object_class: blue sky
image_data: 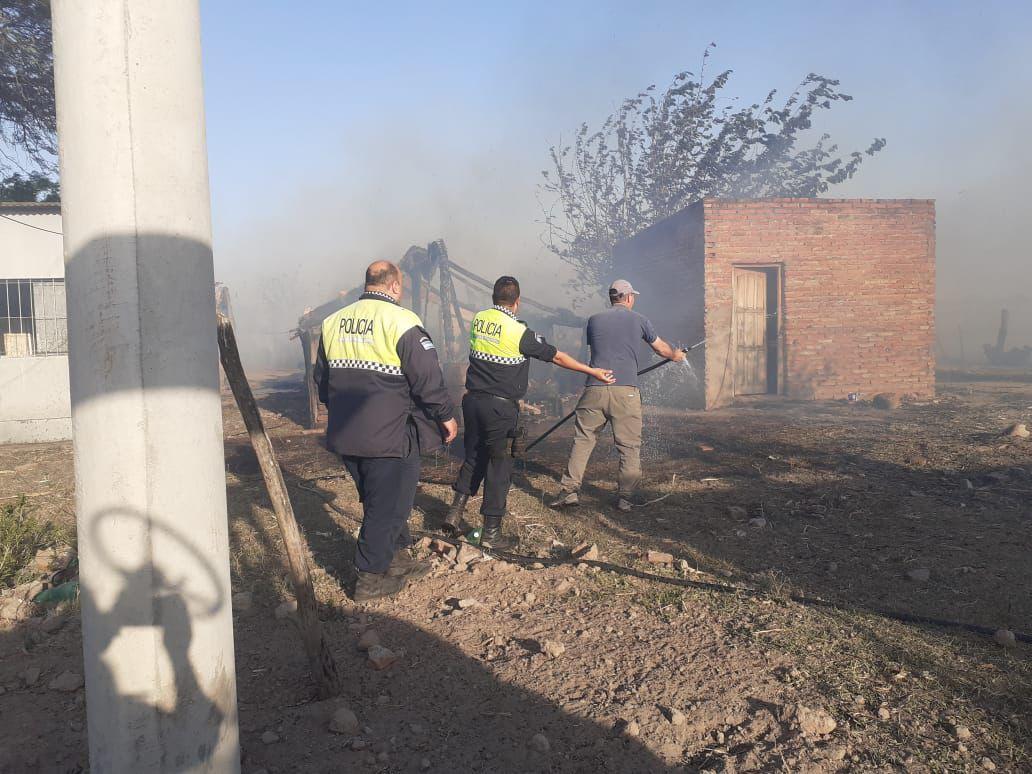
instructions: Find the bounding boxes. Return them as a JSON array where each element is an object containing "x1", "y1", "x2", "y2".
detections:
[{"x1": 198, "y1": 1, "x2": 1032, "y2": 356}]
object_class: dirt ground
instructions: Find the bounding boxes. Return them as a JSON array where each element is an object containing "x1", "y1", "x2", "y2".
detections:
[{"x1": 1, "y1": 370, "x2": 1030, "y2": 772}]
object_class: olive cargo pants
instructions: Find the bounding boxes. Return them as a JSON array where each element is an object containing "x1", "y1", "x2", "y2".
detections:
[{"x1": 560, "y1": 386, "x2": 642, "y2": 497}]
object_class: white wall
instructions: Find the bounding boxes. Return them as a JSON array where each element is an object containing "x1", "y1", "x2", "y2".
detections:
[{"x1": 0, "y1": 206, "x2": 71, "y2": 444}]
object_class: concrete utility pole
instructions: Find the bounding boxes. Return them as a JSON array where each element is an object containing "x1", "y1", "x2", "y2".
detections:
[{"x1": 51, "y1": 2, "x2": 240, "y2": 771}]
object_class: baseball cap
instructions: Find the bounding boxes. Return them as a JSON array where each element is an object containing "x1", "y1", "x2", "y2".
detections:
[{"x1": 609, "y1": 279, "x2": 640, "y2": 296}]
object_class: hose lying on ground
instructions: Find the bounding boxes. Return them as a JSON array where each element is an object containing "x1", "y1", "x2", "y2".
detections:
[{"x1": 291, "y1": 478, "x2": 1032, "y2": 645}]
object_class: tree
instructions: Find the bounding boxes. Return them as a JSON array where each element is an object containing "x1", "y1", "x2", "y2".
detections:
[
  {"x1": 0, "y1": 0, "x2": 57, "y2": 180},
  {"x1": 0, "y1": 171, "x2": 58, "y2": 201},
  {"x1": 540, "y1": 46, "x2": 886, "y2": 293}
]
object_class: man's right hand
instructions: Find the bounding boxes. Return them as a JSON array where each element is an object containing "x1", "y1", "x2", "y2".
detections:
[
  {"x1": 441, "y1": 418, "x2": 459, "y2": 444},
  {"x1": 670, "y1": 348, "x2": 686, "y2": 363},
  {"x1": 591, "y1": 368, "x2": 616, "y2": 384}
]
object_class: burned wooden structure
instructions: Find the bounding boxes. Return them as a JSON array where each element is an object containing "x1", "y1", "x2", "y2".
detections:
[{"x1": 292, "y1": 240, "x2": 584, "y2": 428}]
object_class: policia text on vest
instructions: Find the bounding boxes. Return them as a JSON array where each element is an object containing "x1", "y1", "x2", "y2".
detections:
[
  {"x1": 444, "y1": 277, "x2": 615, "y2": 547},
  {"x1": 314, "y1": 265, "x2": 456, "y2": 602}
]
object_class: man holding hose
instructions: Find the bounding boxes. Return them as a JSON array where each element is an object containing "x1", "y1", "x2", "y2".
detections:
[{"x1": 551, "y1": 279, "x2": 684, "y2": 512}]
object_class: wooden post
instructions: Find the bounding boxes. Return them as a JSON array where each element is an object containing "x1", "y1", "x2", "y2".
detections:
[
  {"x1": 299, "y1": 327, "x2": 320, "y2": 429},
  {"x1": 217, "y1": 314, "x2": 343, "y2": 698}
]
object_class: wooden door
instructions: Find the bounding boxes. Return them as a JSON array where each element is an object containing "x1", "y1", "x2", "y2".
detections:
[{"x1": 734, "y1": 269, "x2": 768, "y2": 395}]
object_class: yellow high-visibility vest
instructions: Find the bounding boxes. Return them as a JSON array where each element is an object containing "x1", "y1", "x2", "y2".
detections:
[
  {"x1": 469, "y1": 306, "x2": 526, "y2": 365},
  {"x1": 322, "y1": 293, "x2": 423, "y2": 375}
]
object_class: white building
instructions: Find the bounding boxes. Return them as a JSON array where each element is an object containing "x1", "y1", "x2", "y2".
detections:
[{"x1": 0, "y1": 202, "x2": 70, "y2": 443}]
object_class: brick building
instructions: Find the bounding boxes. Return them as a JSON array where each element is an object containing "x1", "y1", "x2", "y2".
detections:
[{"x1": 613, "y1": 198, "x2": 935, "y2": 408}]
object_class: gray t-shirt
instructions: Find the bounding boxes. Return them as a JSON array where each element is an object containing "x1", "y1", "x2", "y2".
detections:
[{"x1": 585, "y1": 306, "x2": 658, "y2": 387}]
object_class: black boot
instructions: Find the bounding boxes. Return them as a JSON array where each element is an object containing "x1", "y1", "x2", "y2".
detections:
[
  {"x1": 442, "y1": 493, "x2": 468, "y2": 536},
  {"x1": 481, "y1": 515, "x2": 517, "y2": 552}
]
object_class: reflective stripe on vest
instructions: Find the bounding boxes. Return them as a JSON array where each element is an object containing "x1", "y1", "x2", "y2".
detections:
[
  {"x1": 469, "y1": 306, "x2": 525, "y2": 365},
  {"x1": 322, "y1": 296, "x2": 422, "y2": 376}
]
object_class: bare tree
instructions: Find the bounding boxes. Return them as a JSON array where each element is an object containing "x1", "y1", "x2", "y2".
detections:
[
  {"x1": 540, "y1": 46, "x2": 886, "y2": 293},
  {"x1": 0, "y1": 0, "x2": 56, "y2": 178}
]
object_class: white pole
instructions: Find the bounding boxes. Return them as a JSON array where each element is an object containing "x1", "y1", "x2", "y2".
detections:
[{"x1": 50, "y1": 1, "x2": 240, "y2": 771}]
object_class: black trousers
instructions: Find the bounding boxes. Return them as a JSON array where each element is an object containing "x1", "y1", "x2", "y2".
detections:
[
  {"x1": 342, "y1": 423, "x2": 421, "y2": 573},
  {"x1": 453, "y1": 392, "x2": 518, "y2": 518}
]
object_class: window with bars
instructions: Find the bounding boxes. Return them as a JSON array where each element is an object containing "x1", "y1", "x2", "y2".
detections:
[{"x1": 0, "y1": 278, "x2": 68, "y2": 357}]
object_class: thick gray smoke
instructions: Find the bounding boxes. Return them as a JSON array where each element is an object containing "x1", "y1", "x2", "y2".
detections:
[{"x1": 212, "y1": 68, "x2": 1031, "y2": 374}]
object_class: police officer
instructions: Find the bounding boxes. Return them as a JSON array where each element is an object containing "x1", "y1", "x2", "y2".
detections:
[
  {"x1": 315, "y1": 260, "x2": 458, "y2": 602},
  {"x1": 442, "y1": 276, "x2": 613, "y2": 548}
]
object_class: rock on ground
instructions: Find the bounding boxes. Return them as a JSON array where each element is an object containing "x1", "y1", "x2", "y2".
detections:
[
  {"x1": 541, "y1": 640, "x2": 565, "y2": 659},
  {"x1": 528, "y1": 733, "x2": 550, "y2": 753},
  {"x1": 1004, "y1": 422, "x2": 1030, "y2": 438},
  {"x1": 905, "y1": 568, "x2": 930, "y2": 582},
  {"x1": 328, "y1": 706, "x2": 360, "y2": 735},
  {"x1": 993, "y1": 629, "x2": 1016, "y2": 648},
  {"x1": 791, "y1": 704, "x2": 837, "y2": 737},
  {"x1": 48, "y1": 671, "x2": 84, "y2": 692},
  {"x1": 357, "y1": 629, "x2": 381, "y2": 651},
  {"x1": 572, "y1": 542, "x2": 599, "y2": 561},
  {"x1": 367, "y1": 645, "x2": 397, "y2": 670},
  {"x1": 645, "y1": 551, "x2": 674, "y2": 565},
  {"x1": 274, "y1": 599, "x2": 298, "y2": 619}
]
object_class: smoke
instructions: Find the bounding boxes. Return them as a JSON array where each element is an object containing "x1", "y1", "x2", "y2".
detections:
[
  {"x1": 210, "y1": 14, "x2": 1032, "y2": 374},
  {"x1": 212, "y1": 123, "x2": 573, "y2": 371}
]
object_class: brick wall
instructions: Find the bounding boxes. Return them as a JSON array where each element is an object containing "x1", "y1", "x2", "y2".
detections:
[{"x1": 703, "y1": 198, "x2": 936, "y2": 407}]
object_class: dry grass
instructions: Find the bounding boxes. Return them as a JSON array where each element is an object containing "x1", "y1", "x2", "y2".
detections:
[{"x1": 0, "y1": 497, "x2": 64, "y2": 587}]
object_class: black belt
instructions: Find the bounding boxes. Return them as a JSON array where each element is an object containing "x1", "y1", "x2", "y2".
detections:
[{"x1": 467, "y1": 391, "x2": 518, "y2": 405}]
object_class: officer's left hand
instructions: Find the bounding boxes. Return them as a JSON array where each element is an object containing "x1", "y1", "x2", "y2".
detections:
[{"x1": 441, "y1": 418, "x2": 459, "y2": 444}]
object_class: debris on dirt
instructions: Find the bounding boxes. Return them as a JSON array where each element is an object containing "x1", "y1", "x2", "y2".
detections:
[
  {"x1": 663, "y1": 706, "x2": 686, "y2": 726},
  {"x1": 952, "y1": 723, "x2": 973, "y2": 741},
  {"x1": 523, "y1": 592, "x2": 536, "y2": 604},
  {"x1": 328, "y1": 706, "x2": 360, "y2": 735},
  {"x1": 749, "y1": 517, "x2": 768, "y2": 528},
  {"x1": 786, "y1": 704, "x2": 838, "y2": 737},
  {"x1": 877, "y1": 707, "x2": 891, "y2": 721},
  {"x1": 274, "y1": 599, "x2": 298, "y2": 619},
  {"x1": 357, "y1": 629, "x2": 380, "y2": 651},
  {"x1": 572, "y1": 542, "x2": 599, "y2": 561},
  {"x1": 23, "y1": 666, "x2": 41, "y2": 687},
  {"x1": 39, "y1": 613, "x2": 67, "y2": 634},
  {"x1": 48, "y1": 671, "x2": 83, "y2": 693},
  {"x1": 728, "y1": 505, "x2": 747, "y2": 517},
  {"x1": 261, "y1": 731, "x2": 280, "y2": 745},
  {"x1": 232, "y1": 591, "x2": 254, "y2": 613},
  {"x1": 454, "y1": 598, "x2": 479, "y2": 610},
  {"x1": 366, "y1": 645, "x2": 397, "y2": 670},
  {"x1": 873, "y1": 393, "x2": 901, "y2": 410},
  {"x1": 905, "y1": 568, "x2": 931, "y2": 582},
  {"x1": 993, "y1": 629, "x2": 1016, "y2": 648},
  {"x1": 541, "y1": 640, "x2": 565, "y2": 659},
  {"x1": 455, "y1": 544, "x2": 481, "y2": 566},
  {"x1": 1003, "y1": 422, "x2": 1030, "y2": 438},
  {"x1": 645, "y1": 550, "x2": 674, "y2": 565},
  {"x1": 615, "y1": 719, "x2": 640, "y2": 738},
  {"x1": 0, "y1": 594, "x2": 35, "y2": 622},
  {"x1": 555, "y1": 580, "x2": 573, "y2": 595},
  {"x1": 980, "y1": 757, "x2": 998, "y2": 771},
  {"x1": 528, "y1": 733, "x2": 550, "y2": 753}
]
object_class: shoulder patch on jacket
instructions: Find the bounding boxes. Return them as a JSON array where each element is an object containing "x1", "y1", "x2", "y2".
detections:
[{"x1": 420, "y1": 336, "x2": 435, "y2": 351}]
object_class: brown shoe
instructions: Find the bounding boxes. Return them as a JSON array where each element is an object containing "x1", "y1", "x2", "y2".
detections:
[
  {"x1": 387, "y1": 550, "x2": 433, "y2": 580},
  {"x1": 353, "y1": 571, "x2": 408, "y2": 602}
]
